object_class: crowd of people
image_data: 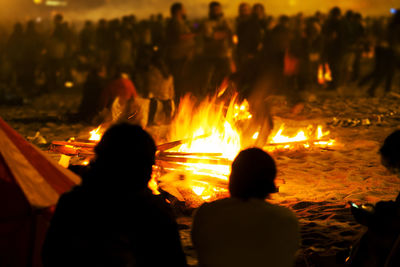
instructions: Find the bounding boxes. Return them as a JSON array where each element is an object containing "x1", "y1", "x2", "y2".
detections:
[{"x1": 1, "y1": 2, "x2": 400, "y2": 119}]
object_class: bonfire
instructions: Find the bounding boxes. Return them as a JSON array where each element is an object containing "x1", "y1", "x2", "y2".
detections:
[{"x1": 51, "y1": 92, "x2": 335, "y2": 207}]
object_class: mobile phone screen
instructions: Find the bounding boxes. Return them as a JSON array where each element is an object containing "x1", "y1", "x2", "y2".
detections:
[{"x1": 350, "y1": 202, "x2": 359, "y2": 208}]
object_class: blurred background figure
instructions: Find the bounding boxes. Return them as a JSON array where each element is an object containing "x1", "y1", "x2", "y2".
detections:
[
  {"x1": 165, "y1": 2, "x2": 195, "y2": 103},
  {"x1": 202, "y1": 1, "x2": 233, "y2": 94}
]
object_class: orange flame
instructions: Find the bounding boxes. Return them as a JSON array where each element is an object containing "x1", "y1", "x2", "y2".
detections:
[
  {"x1": 266, "y1": 124, "x2": 335, "y2": 151},
  {"x1": 89, "y1": 125, "x2": 103, "y2": 141},
  {"x1": 318, "y1": 64, "x2": 332, "y2": 85}
]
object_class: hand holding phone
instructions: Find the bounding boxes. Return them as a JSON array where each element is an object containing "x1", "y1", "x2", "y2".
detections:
[{"x1": 349, "y1": 201, "x2": 373, "y2": 226}]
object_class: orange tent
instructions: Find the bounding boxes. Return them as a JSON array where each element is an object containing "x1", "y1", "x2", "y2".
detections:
[{"x1": 0, "y1": 117, "x2": 80, "y2": 267}]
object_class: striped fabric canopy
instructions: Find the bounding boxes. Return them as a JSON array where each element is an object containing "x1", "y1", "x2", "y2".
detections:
[{"x1": 0, "y1": 117, "x2": 81, "y2": 209}]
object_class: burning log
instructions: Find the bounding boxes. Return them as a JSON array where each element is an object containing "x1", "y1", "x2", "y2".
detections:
[
  {"x1": 264, "y1": 138, "x2": 331, "y2": 147},
  {"x1": 157, "y1": 155, "x2": 232, "y2": 166},
  {"x1": 51, "y1": 140, "x2": 97, "y2": 148},
  {"x1": 158, "y1": 152, "x2": 223, "y2": 157},
  {"x1": 156, "y1": 134, "x2": 211, "y2": 152}
]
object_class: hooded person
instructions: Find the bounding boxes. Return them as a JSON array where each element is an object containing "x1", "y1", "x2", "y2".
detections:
[{"x1": 42, "y1": 123, "x2": 187, "y2": 267}]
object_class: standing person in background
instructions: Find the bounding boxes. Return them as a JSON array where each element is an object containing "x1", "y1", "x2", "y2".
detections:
[
  {"x1": 78, "y1": 66, "x2": 107, "y2": 122},
  {"x1": 322, "y1": 7, "x2": 346, "y2": 91},
  {"x1": 350, "y1": 13, "x2": 366, "y2": 82},
  {"x1": 6, "y1": 23, "x2": 25, "y2": 91},
  {"x1": 359, "y1": 10, "x2": 400, "y2": 97},
  {"x1": 46, "y1": 14, "x2": 68, "y2": 91},
  {"x1": 303, "y1": 17, "x2": 323, "y2": 89},
  {"x1": 165, "y1": 2, "x2": 195, "y2": 103},
  {"x1": 150, "y1": 13, "x2": 166, "y2": 50},
  {"x1": 117, "y1": 17, "x2": 135, "y2": 74},
  {"x1": 79, "y1": 20, "x2": 96, "y2": 59},
  {"x1": 22, "y1": 20, "x2": 43, "y2": 95},
  {"x1": 236, "y1": 3, "x2": 267, "y2": 70},
  {"x1": 235, "y1": 2, "x2": 252, "y2": 70},
  {"x1": 192, "y1": 148, "x2": 300, "y2": 267},
  {"x1": 268, "y1": 15, "x2": 291, "y2": 94},
  {"x1": 95, "y1": 19, "x2": 110, "y2": 66},
  {"x1": 202, "y1": 1, "x2": 233, "y2": 94}
]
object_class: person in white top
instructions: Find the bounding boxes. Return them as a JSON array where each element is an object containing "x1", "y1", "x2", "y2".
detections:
[{"x1": 192, "y1": 148, "x2": 300, "y2": 267}]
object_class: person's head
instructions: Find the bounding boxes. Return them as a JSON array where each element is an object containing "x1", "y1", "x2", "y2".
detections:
[
  {"x1": 278, "y1": 15, "x2": 290, "y2": 27},
  {"x1": 93, "y1": 123, "x2": 156, "y2": 190},
  {"x1": 380, "y1": 130, "x2": 400, "y2": 173},
  {"x1": 238, "y1": 3, "x2": 251, "y2": 18},
  {"x1": 84, "y1": 20, "x2": 92, "y2": 28},
  {"x1": 353, "y1": 13, "x2": 362, "y2": 23},
  {"x1": 209, "y1": 1, "x2": 223, "y2": 20},
  {"x1": 54, "y1": 13, "x2": 63, "y2": 25},
  {"x1": 330, "y1": 7, "x2": 342, "y2": 20},
  {"x1": 345, "y1": 10, "x2": 354, "y2": 20},
  {"x1": 26, "y1": 20, "x2": 35, "y2": 32},
  {"x1": 306, "y1": 18, "x2": 321, "y2": 38},
  {"x1": 171, "y1": 2, "x2": 186, "y2": 20},
  {"x1": 13, "y1": 23, "x2": 23, "y2": 34},
  {"x1": 229, "y1": 148, "x2": 277, "y2": 200},
  {"x1": 392, "y1": 9, "x2": 400, "y2": 25},
  {"x1": 98, "y1": 18, "x2": 107, "y2": 28},
  {"x1": 252, "y1": 3, "x2": 265, "y2": 19}
]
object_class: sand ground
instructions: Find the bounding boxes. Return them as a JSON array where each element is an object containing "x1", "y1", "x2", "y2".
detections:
[{"x1": 2, "y1": 86, "x2": 400, "y2": 266}]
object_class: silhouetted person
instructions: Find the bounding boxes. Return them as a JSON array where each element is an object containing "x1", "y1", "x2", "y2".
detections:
[
  {"x1": 268, "y1": 15, "x2": 292, "y2": 93},
  {"x1": 192, "y1": 148, "x2": 300, "y2": 267},
  {"x1": 79, "y1": 20, "x2": 96, "y2": 58},
  {"x1": 42, "y1": 123, "x2": 187, "y2": 267},
  {"x1": 236, "y1": 2, "x2": 252, "y2": 69},
  {"x1": 202, "y1": 2, "x2": 233, "y2": 93},
  {"x1": 19, "y1": 20, "x2": 43, "y2": 95},
  {"x1": 322, "y1": 7, "x2": 345, "y2": 90},
  {"x1": 78, "y1": 66, "x2": 106, "y2": 122},
  {"x1": 236, "y1": 3, "x2": 267, "y2": 71},
  {"x1": 6, "y1": 23, "x2": 25, "y2": 90},
  {"x1": 95, "y1": 19, "x2": 110, "y2": 64},
  {"x1": 46, "y1": 14, "x2": 68, "y2": 91},
  {"x1": 348, "y1": 130, "x2": 400, "y2": 266},
  {"x1": 165, "y1": 2, "x2": 195, "y2": 102},
  {"x1": 302, "y1": 17, "x2": 323, "y2": 88},
  {"x1": 349, "y1": 13, "x2": 365, "y2": 82},
  {"x1": 359, "y1": 10, "x2": 400, "y2": 97}
]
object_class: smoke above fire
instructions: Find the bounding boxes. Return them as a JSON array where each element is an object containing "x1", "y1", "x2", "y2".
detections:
[
  {"x1": 64, "y1": 0, "x2": 396, "y2": 20},
  {"x1": 0, "y1": 0, "x2": 395, "y2": 23}
]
